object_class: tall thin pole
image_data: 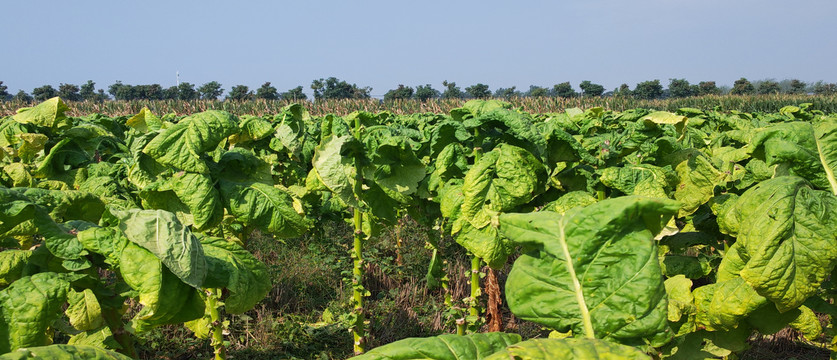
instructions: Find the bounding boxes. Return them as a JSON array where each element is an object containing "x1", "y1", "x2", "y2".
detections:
[{"x1": 176, "y1": 71, "x2": 180, "y2": 86}]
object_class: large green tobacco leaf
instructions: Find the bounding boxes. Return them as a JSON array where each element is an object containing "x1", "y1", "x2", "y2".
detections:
[
  {"x1": 140, "y1": 172, "x2": 224, "y2": 231},
  {"x1": 33, "y1": 138, "x2": 90, "y2": 178},
  {"x1": 219, "y1": 180, "x2": 311, "y2": 238},
  {"x1": 18, "y1": 188, "x2": 105, "y2": 224},
  {"x1": 717, "y1": 176, "x2": 837, "y2": 312},
  {"x1": 0, "y1": 250, "x2": 32, "y2": 288},
  {"x1": 0, "y1": 344, "x2": 131, "y2": 359},
  {"x1": 543, "y1": 126, "x2": 597, "y2": 166},
  {"x1": 674, "y1": 154, "x2": 727, "y2": 217},
  {"x1": 349, "y1": 332, "x2": 520, "y2": 360},
  {"x1": 199, "y1": 236, "x2": 271, "y2": 313},
  {"x1": 427, "y1": 144, "x2": 468, "y2": 194},
  {"x1": 483, "y1": 338, "x2": 651, "y2": 360},
  {"x1": 815, "y1": 119, "x2": 837, "y2": 194},
  {"x1": 12, "y1": 97, "x2": 70, "y2": 130},
  {"x1": 142, "y1": 110, "x2": 239, "y2": 173},
  {"x1": 362, "y1": 128, "x2": 426, "y2": 205},
  {"x1": 125, "y1": 107, "x2": 162, "y2": 133},
  {"x1": 67, "y1": 326, "x2": 121, "y2": 350},
  {"x1": 15, "y1": 133, "x2": 48, "y2": 163},
  {"x1": 312, "y1": 135, "x2": 360, "y2": 207},
  {"x1": 76, "y1": 222, "x2": 205, "y2": 333},
  {"x1": 165, "y1": 172, "x2": 224, "y2": 231},
  {"x1": 693, "y1": 276, "x2": 766, "y2": 331},
  {"x1": 112, "y1": 209, "x2": 207, "y2": 289},
  {"x1": 541, "y1": 191, "x2": 598, "y2": 214},
  {"x1": 0, "y1": 189, "x2": 85, "y2": 260},
  {"x1": 499, "y1": 197, "x2": 679, "y2": 346},
  {"x1": 461, "y1": 144, "x2": 546, "y2": 229},
  {"x1": 428, "y1": 120, "x2": 472, "y2": 158},
  {"x1": 65, "y1": 289, "x2": 104, "y2": 331},
  {"x1": 693, "y1": 241, "x2": 765, "y2": 331},
  {"x1": 118, "y1": 241, "x2": 205, "y2": 333},
  {"x1": 749, "y1": 120, "x2": 837, "y2": 193},
  {"x1": 451, "y1": 216, "x2": 513, "y2": 269},
  {"x1": 643, "y1": 111, "x2": 687, "y2": 137},
  {"x1": 274, "y1": 106, "x2": 308, "y2": 156},
  {"x1": 600, "y1": 164, "x2": 677, "y2": 199},
  {"x1": 230, "y1": 115, "x2": 273, "y2": 145},
  {"x1": 0, "y1": 273, "x2": 70, "y2": 353},
  {"x1": 0, "y1": 119, "x2": 30, "y2": 148},
  {"x1": 438, "y1": 180, "x2": 464, "y2": 220},
  {"x1": 665, "y1": 275, "x2": 696, "y2": 336}
]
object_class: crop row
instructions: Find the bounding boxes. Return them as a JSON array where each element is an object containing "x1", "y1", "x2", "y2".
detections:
[
  {"x1": 1, "y1": 98, "x2": 836, "y2": 359},
  {"x1": 3, "y1": 94, "x2": 837, "y2": 118}
]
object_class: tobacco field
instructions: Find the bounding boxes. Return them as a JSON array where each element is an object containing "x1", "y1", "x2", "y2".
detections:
[{"x1": 1, "y1": 97, "x2": 836, "y2": 359}]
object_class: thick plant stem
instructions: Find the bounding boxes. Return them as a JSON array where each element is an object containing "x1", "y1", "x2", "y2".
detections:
[
  {"x1": 469, "y1": 255, "x2": 481, "y2": 319},
  {"x1": 352, "y1": 207, "x2": 366, "y2": 355},
  {"x1": 440, "y1": 223, "x2": 451, "y2": 310},
  {"x1": 351, "y1": 114, "x2": 366, "y2": 355},
  {"x1": 395, "y1": 214, "x2": 404, "y2": 266},
  {"x1": 102, "y1": 304, "x2": 136, "y2": 358},
  {"x1": 207, "y1": 289, "x2": 227, "y2": 360}
]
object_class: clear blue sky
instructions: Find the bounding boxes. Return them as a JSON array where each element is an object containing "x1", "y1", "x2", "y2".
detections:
[{"x1": 2, "y1": 0, "x2": 836, "y2": 97}]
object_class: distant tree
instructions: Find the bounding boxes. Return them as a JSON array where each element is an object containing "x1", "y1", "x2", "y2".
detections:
[
  {"x1": 255, "y1": 82, "x2": 279, "y2": 100},
  {"x1": 526, "y1": 85, "x2": 549, "y2": 97},
  {"x1": 633, "y1": 80, "x2": 664, "y2": 100},
  {"x1": 730, "y1": 78, "x2": 755, "y2": 95},
  {"x1": 311, "y1": 77, "x2": 371, "y2": 100},
  {"x1": 228, "y1": 85, "x2": 252, "y2": 101},
  {"x1": 162, "y1": 86, "x2": 179, "y2": 100},
  {"x1": 696, "y1": 81, "x2": 720, "y2": 96},
  {"x1": 198, "y1": 81, "x2": 224, "y2": 100},
  {"x1": 668, "y1": 79, "x2": 693, "y2": 98},
  {"x1": 280, "y1": 86, "x2": 307, "y2": 101},
  {"x1": 757, "y1": 80, "x2": 780, "y2": 95},
  {"x1": 177, "y1": 82, "x2": 198, "y2": 100},
  {"x1": 788, "y1": 79, "x2": 807, "y2": 94},
  {"x1": 413, "y1": 84, "x2": 439, "y2": 101},
  {"x1": 137, "y1": 84, "x2": 164, "y2": 100},
  {"x1": 493, "y1": 86, "x2": 519, "y2": 99},
  {"x1": 384, "y1": 84, "x2": 414, "y2": 101},
  {"x1": 12, "y1": 90, "x2": 33, "y2": 102},
  {"x1": 613, "y1": 83, "x2": 632, "y2": 97},
  {"x1": 109, "y1": 81, "x2": 133, "y2": 100},
  {"x1": 32, "y1": 85, "x2": 58, "y2": 101},
  {"x1": 441, "y1": 81, "x2": 464, "y2": 99},
  {"x1": 465, "y1": 83, "x2": 491, "y2": 99},
  {"x1": 552, "y1": 82, "x2": 577, "y2": 98},
  {"x1": 79, "y1": 80, "x2": 98, "y2": 101},
  {"x1": 579, "y1": 81, "x2": 605, "y2": 97},
  {"x1": 57, "y1": 83, "x2": 82, "y2": 101},
  {"x1": 0, "y1": 81, "x2": 9, "y2": 100},
  {"x1": 813, "y1": 81, "x2": 837, "y2": 95}
]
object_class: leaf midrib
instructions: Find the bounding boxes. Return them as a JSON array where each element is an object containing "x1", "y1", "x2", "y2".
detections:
[{"x1": 557, "y1": 217, "x2": 595, "y2": 339}]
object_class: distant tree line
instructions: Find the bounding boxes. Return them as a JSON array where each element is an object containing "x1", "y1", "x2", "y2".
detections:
[{"x1": 1, "y1": 77, "x2": 836, "y2": 103}]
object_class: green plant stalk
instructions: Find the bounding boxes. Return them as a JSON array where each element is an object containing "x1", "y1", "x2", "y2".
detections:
[
  {"x1": 469, "y1": 255, "x2": 481, "y2": 319},
  {"x1": 395, "y1": 213, "x2": 404, "y2": 266},
  {"x1": 439, "y1": 221, "x2": 452, "y2": 309},
  {"x1": 456, "y1": 318, "x2": 466, "y2": 336},
  {"x1": 207, "y1": 288, "x2": 227, "y2": 360},
  {"x1": 101, "y1": 303, "x2": 136, "y2": 358},
  {"x1": 351, "y1": 112, "x2": 366, "y2": 355},
  {"x1": 352, "y1": 206, "x2": 366, "y2": 354}
]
